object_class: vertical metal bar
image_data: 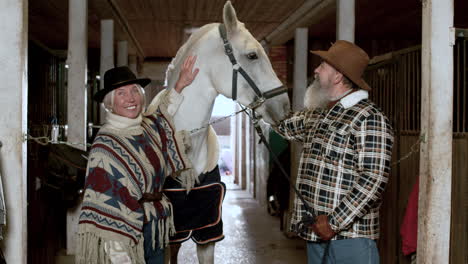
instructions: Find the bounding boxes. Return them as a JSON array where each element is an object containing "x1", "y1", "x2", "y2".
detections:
[
  {"x1": 463, "y1": 39, "x2": 467, "y2": 132},
  {"x1": 399, "y1": 57, "x2": 402, "y2": 130},
  {"x1": 53, "y1": 58, "x2": 56, "y2": 120},
  {"x1": 412, "y1": 51, "x2": 417, "y2": 131},
  {"x1": 54, "y1": 58, "x2": 57, "y2": 121},
  {"x1": 416, "y1": 50, "x2": 421, "y2": 132},
  {"x1": 405, "y1": 54, "x2": 409, "y2": 131},
  {"x1": 382, "y1": 68, "x2": 386, "y2": 113},
  {"x1": 371, "y1": 70, "x2": 375, "y2": 103},
  {"x1": 386, "y1": 65, "x2": 390, "y2": 121},
  {"x1": 392, "y1": 63, "x2": 396, "y2": 126},
  {"x1": 382, "y1": 67, "x2": 385, "y2": 117},
  {"x1": 410, "y1": 51, "x2": 413, "y2": 131},
  {"x1": 456, "y1": 40, "x2": 461, "y2": 133},
  {"x1": 381, "y1": 68, "x2": 384, "y2": 109},
  {"x1": 410, "y1": 52, "x2": 414, "y2": 131},
  {"x1": 415, "y1": 50, "x2": 418, "y2": 131},
  {"x1": 384, "y1": 64, "x2": 392, "y2": 117},
  {"x1": 409, "y1": 53, "x2": 413, "y2": 131},
  {"x1": 375, "y1": 69, "x2": 380, "y2": 109},
  {"x1": 372, "y1": 70, "x2": 376, "y2": 105},
  {"x1": 400, "y1": 56, "x2": 404, "y2": 132},
  {"x1": 376, "y1": 69, "x2": 379, "y2": 108},
  {"x1": 398, "y1": 58, "x2": 402, "y2": 131},
  {"x1": 371, "y1": 70, "x2": 376, "y2": 103}
]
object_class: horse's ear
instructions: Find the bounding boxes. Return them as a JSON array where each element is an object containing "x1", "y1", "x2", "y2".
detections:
[{"x1": 223, "y1": 1, "x2": 239, "y2": 35}]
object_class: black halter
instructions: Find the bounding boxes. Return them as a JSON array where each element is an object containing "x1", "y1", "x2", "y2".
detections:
[{"x1": 218, "y1": 24, "x2": 287, "y2": 107}]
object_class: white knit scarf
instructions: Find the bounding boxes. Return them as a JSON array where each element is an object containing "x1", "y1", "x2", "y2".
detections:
[{"x1": 104, "y1": 112, "x2": 144, "y2": 135}]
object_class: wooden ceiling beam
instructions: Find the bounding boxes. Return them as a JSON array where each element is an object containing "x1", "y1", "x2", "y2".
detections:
[{"x1": 263, "y1": 0, "x2": 336, "y2": 46}]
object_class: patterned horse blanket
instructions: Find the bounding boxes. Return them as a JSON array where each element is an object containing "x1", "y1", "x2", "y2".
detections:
[{"x1": 76, "y1": 105, "x2": 192, "y2": 264}]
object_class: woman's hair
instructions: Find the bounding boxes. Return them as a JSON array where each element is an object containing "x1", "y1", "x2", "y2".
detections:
[{"x1": 101, "y1": 84, "x2": 146, "y2": 114}]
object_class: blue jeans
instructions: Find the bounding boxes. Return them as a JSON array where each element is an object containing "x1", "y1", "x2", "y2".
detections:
[
  {"x1": 143, "y1": 221, "x2": 165, "y2": 264},
  {"x1": 307, "y1": 238, "x2": 380, "y2": 264}
]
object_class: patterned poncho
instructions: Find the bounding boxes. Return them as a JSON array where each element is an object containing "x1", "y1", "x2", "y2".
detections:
[{"x1": 76, "y1": 94, "x2": 192, "y2": 264}]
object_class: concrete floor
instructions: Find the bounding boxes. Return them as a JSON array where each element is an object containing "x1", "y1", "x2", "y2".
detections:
[{"x1": 176, "y1": 176, "x2": 307, "y2": 264}]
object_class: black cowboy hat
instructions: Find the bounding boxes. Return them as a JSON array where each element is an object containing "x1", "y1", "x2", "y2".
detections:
[{"x1": 93, "y1": 66, "x2": 151, "y2": 102}]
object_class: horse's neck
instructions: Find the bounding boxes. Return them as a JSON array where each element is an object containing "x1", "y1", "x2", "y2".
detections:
[{"x1": 172, "y1": 75, "x2": 218, "y2": 176}]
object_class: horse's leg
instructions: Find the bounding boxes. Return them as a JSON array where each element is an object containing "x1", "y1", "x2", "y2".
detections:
[
  {"x1": 196, "y1": 242, "x2": 215, "y2": 264},
  {"x1": 169, "y1": 243, "x2": 181, "y2": 264}
]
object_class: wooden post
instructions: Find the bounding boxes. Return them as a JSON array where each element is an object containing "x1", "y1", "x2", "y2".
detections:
[
  {"x1": 287, "y1": 28, "x2": 308, "y2": 230},
  {"x1": 100, "y1": 19, "x2": 114, "y2": 123},
  {"x1": 336, "y1": 0, "x2": 355, "y2": 42},
  {"x1": 0, "y1": 0, "x2": 28, "y2": 262},
  {"x1": 66, "y1": 0, "x2": 88, "y2": 256},
  {"x1": 418, "y1": 0, "x2": 454, "y2": 263},
  {"x1": 67, "y1": 0, "x2": 88, "y2": 151},
  {"x1": 129, "y1": 55, "x2": 138, "y2": 74},
  {"x1": 117, "y1": 40, "x2": 128, "y2": 67},
  {"x1": 292, "y1": 28, "x2": 308, "y2": 111}
]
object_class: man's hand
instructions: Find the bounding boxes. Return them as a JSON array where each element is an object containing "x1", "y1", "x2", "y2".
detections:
[
  {"x1": 174, "y1": 55, "x2": 199, "y2": 93},
  {"x1": 311, "y1": 214, "x2": 336, "y2": 241}
]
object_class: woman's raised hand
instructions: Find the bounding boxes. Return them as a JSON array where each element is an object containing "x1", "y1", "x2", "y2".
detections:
[{"x1": 174, "y1": 55, "x2": 199, "y2": 93}]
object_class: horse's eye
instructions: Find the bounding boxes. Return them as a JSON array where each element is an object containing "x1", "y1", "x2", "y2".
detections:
[{"x1": 246, "y1": 52, "x2": 258, "y2": 60}]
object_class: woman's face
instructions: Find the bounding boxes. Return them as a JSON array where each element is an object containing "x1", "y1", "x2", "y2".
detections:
[{"x1": 112, "y1": 84, "x2": 142, "y2": 119}]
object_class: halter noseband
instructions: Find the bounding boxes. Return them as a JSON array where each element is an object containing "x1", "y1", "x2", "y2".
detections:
[{"x1": 218, "y1": 24, "x2": 287, "y2": 108}]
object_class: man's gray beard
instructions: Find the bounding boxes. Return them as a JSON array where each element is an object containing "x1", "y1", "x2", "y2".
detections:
[{"x1": 303, "y1": 78, "x2": 329, "y2": 111}]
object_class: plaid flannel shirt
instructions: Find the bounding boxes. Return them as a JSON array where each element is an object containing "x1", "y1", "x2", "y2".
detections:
[{"x1": 276, "y1": 90, "x2": 393, "y2": 241}]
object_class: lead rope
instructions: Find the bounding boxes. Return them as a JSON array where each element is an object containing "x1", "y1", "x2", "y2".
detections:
[{"x1": 188, "y1": 97, "x2": 265, "y2": 135}]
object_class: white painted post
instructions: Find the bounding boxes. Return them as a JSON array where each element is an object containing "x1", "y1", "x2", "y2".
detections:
[
  {"x1": 245, "y1": 116, "x2": 251, "y2": 193},
  {"x1": 0, "y1": 0, "x2": 27, "y2": 262},
  {"x1": 418, "y1": 0, "x2": 454, "y2": 263},
  {"x1": 240, "y1": 113, "x2": 247, "y2": 190},
  {"x1": 336, "y1": 0, "x2": 355, "y2": 43},
  {"x1": 66, "y1": 0, "x2": 88, "y2": 257},
  {"x1": 293, "y1": 28, "x2": 308, "y2": 111},
  {"x1": 100, "y1": 19, "x2": 115, "y2": 123},
  {"x1": 231, "y1": 108, "x2": 239, "y2": 185},
  {"x1": 129, "y1": 55, "x2": 138, "y2": 74},
  {"x1": 67, "y1": 0, "x2": 88, "y2": 151},
  {"x1": 287, "y1": 28, "x2": 308, "y2": 231},
  {"x1": 117, "y1": 40, "x2": 128, "y2": 67},
  {"x1": 235, "y1": 109, "x2": 245, "y2": 189}
]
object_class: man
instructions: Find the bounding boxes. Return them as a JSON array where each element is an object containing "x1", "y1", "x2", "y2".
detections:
[{"x1": 275, "y1": 40, "x2": 394, "y2": 263}]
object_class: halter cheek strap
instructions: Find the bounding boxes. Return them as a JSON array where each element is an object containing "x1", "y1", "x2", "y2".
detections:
[{"x1": 218, "y1": 24, "x2": 287, "y2": 106}]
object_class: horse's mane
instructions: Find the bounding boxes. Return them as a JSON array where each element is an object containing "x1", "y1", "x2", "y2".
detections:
[{"x1": 165, "y1": 23, "x2": 218, "y2": 90}]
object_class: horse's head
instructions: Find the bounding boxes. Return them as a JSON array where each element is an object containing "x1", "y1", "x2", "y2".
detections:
[{"x1": 212, "y1": 1, "x2": 290, "y2": 125}]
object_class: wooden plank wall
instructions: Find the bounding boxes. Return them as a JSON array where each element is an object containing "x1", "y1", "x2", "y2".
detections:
[
  {"x1": 396, "y1": 135, "x2": 420, "y2": 264},
  {"x1": 451, "y1": 137, "x2": 468, "y2": 264}
]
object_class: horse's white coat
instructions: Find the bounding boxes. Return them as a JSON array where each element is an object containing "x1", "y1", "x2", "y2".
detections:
[{"x1": 165, "y1": 3, "x2": 290, "y2": 178}]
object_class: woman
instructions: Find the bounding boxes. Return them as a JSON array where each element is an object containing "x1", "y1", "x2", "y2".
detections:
[{"x1": 76, "y1": 56, "x2": 198, "y2": 264}]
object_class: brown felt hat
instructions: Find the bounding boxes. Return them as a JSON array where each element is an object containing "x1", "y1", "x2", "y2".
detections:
[{"x1": 311, "y1": 40, "x2": 371, "y2": 91}]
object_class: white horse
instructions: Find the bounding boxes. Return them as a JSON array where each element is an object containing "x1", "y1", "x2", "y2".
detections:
[{"x1": 163, "y1": 1, "x2": 290, "y2": 263}]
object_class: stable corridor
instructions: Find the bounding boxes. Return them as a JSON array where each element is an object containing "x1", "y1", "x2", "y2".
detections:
[{"x1": 177, "y1": 176, "x2": 307, "y2": 264}]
